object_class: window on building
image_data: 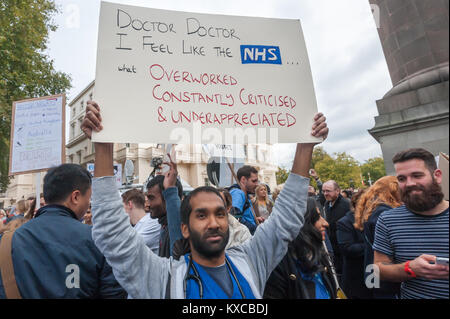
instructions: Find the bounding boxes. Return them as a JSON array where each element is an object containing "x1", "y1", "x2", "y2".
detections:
[
  {"x1": 78, "y1": 118, "x2": 83, "y2": 136},
  {"x1": 77, "y1": 151, "x2": 82, "y2": 164},
  {"x1": 70, "y1": 123, "x2": 75, "y2": 139},
  {"x1": 80, "y1": 100, "x2": 84, "y2": 111},
  {"x1": 89, "y1": 93, "x2": 93, "y2": 101},
  {"x1": 91, "y1": 141, "x2": 94, "y2": 154}
]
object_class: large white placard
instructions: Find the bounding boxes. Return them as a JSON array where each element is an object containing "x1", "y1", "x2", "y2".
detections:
[
  {"x1": 9, "y1": 94, "x2": 65, "y2": 175},
  {"x1": 93, "y1": 2, "x2": 321, "y2": 145}
]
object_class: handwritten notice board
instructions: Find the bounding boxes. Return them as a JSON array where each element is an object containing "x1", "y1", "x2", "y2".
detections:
[
  {"x1": 9, "y1": 94, "x2": 66, "y2": 175},
  {"x1": 93, "y1": 2, "x2": 321, "y2": 144}
]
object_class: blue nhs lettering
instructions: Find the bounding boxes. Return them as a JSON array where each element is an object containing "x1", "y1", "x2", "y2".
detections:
[{"x1": 240, "y1": 45, "x2": 282, "y2": 64}]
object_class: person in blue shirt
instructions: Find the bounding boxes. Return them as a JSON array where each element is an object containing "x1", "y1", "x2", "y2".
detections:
[
  {"x1": 264, "y1": 197, "x2": 337, "y2": 299},
  {"x1": 229, "y1": 165, "x2": 264, "y2": 234},
  {"x1": 81, "y1": 100, "x2": 329, "y2": 299}
]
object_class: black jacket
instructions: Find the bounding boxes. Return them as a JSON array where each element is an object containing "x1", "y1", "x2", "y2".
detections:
[
  {"x1": 0, "y1": 205, "x2": 126, "y2": 299},
  {"x1": 336, "y1": 211, "x2": 371, "y2": 299},
  {"x1": 324, "y1": 194, "x2": 350, "y2": 274},
  {"x1": 363, "y1": 204, "x2": 401, "y2": 299},
  {"x1": 157, "y1": 215, "x2": 171, "y2": 258},
  {"x1": 263, "y1": 250, "x2": 337, "y2": 299}
]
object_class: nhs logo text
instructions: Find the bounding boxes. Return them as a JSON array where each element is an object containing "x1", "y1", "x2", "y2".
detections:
[{"x1": 240, "y1": 45, "x2": 282, "y2": 65}]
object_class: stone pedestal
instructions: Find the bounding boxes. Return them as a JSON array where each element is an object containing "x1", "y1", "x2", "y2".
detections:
[
  {"x1": 369, "y1": 81, "x2": 449, "y2": 175},
  {"x1": 368, "y1": 0, "x2": 449, "y2": 174}
]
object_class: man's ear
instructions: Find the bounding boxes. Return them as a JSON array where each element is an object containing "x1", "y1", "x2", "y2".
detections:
[
  {"x1": 127, "y1": 200, "x2": 133, "y2": 210},
  {"x1": 70, "y1": 190, "x2": 82, "y2": 205},
  {"x1": 433, "y1": 169, "x2": 443, "y2": 184},
  {"x1": 181, "y1": 223, "x2": 189, "y2": 239}
]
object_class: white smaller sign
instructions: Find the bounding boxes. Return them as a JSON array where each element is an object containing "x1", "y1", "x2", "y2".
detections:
[
  {"x1": 87, "y1": 163, "x2": 123, "y2": 188},
  {"x1": 9, "y1": 94, "x2": 65, "y2": 175},
  {"x1": 203, "y1": 144, "x2": 246, "y2": 159},
  {"x1": 207, "y1": 156, "x2": 244, "y2": 187}
]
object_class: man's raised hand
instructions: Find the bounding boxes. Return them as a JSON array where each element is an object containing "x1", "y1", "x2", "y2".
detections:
[
  {"x1": 163, "y1": 154, "x2": 178, "y2": 189},
  {"x1": 310, "y1": 112, "x2": 328, "y2": 143},
  {"x1": 81, "y1": 101, "x2": 103, "y2": 139}
]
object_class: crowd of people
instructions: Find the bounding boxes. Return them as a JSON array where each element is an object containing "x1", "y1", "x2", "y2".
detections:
[{"x1": 0, "y1": 100, "x2": 448, "y2": 300}]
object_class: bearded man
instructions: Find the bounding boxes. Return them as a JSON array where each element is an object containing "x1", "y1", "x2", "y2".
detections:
[
  {"x1": 373, "y1": 148, "x2": 449, "y2": 299},
  {"x1": 81, "y1": 100, "x2": 329, "y2": 299}
]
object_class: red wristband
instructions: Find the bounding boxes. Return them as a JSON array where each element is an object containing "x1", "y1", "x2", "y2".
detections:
[{"x1": 404, "y1": 261, "x2": 417, "y2": 278}]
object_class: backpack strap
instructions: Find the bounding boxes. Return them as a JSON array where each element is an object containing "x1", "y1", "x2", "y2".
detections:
[{"x1": 0, "y1": 229, "x2": 22, "y2": 299}]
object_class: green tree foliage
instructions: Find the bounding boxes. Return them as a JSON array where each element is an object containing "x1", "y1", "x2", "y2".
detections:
[
  {"x1": 312, "y1": 148, "x2": 371, "y2": 190},
  {"x1": 360, "y1": 157, "x2": 386, "y2": 185},
  {"x1": 275, "y1": 166, "x2": 290, "y2": 185},
  {"x1": 0, "y1": 0, "x2": 71, "y2": 191},
  {"x1": 311, "y1": 146, "x2": 330, "y2": 168}
]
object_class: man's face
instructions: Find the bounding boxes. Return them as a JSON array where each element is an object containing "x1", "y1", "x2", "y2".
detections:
[
  {"x1": 145, "y1": 185, "x2": 166, "y2": 219},
  {"x1": 308, "y1": 186, "x2": 316, "y2": 196},
  {"x1": 242, "y1": 172, "x2": 259, "y2": 194},
  {"x1": 40, "y1": 197, "x2": 46, "y2": 207},
  {"x1": 182, "y1": 192, "x2": 229, "y2": 259},
  {"x1": 74, "y1": 187, "x2": 92, "y2": 219},
  {"x1": 322, "y1": 183, "x2": 339, "y2": 202},
  {"x1": 395, "y1": 159, "x2": 444, "y2": 212}
]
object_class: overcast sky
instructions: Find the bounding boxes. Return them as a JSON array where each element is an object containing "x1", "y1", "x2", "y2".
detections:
[{"x1": 47, "y1": 0, "x2": 392, "y2": 168}]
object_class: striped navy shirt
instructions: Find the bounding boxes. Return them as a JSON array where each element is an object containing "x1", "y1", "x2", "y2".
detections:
[{"x1": 373, "y1": 205, "x2": 449, "y2": 299}]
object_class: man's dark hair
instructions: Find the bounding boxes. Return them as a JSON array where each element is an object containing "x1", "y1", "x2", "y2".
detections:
[
  {"x1": 146, "y1": 175, "x2": 183, "y2": 199},
  {"x1": 217, "y1": 188, "x2": 232, "y2": 208},
  {"x1": 43, "y1": 164, "x2": 92, "y2": 204},
  {"x1": 180, "y1": 186, "x2": 225, "y2": 225},
  {"x1": 236, "y1": 165, "x2": 258, "y2": 182},
  {"x1": 122, "y1": 188, "x2": 145, "y2": 209},
  {"x1": 392, "y1": 148, "x2": 437, "y2": 173}
]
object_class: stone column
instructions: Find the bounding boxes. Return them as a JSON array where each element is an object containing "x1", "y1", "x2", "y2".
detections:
[{"x1": 368, "y1": 0, "x2": 449, "y2": 174}]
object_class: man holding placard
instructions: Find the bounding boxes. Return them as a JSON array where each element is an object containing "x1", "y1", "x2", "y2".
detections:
[
  {"x1": 79, "y1": 2, "x2": 329, "y2": 299},
  {"x1": 81, "y1": 101, "x2": 328, "y2": 298}
]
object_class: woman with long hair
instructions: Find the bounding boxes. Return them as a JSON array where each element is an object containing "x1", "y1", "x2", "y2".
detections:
[
  {"x1": 354, "y1": 175, "x2": 403, "y2": 299},
  {"x1": 252, "y1": 184, "x2": 273, "y2": 221},
  {"x1": 263, "y1": 197, "x2": 337, "y2": 299},
  {"x1": 24, "y1": 198, "x2": 37, "y2": 220},
  {"x1": 15, "y1": 199, "x2": 29, "y2": 217}
]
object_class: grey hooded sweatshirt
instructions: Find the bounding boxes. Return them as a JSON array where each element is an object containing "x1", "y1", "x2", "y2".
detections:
[{"x1": 91, "y1": 173, "x2": 308, "y2": 299}]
